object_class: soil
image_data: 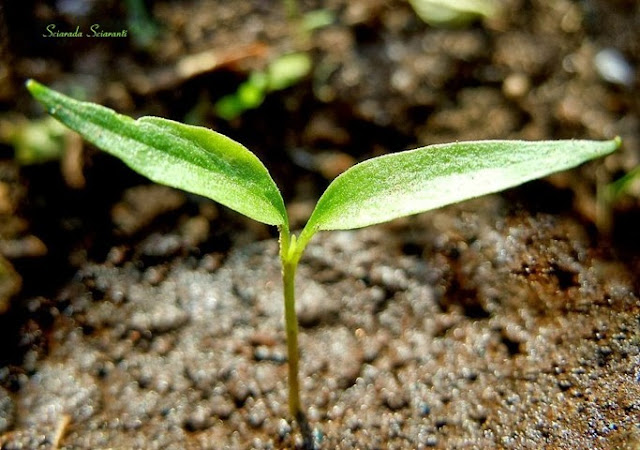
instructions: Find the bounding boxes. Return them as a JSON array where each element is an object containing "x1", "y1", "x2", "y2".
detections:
[{"x1": 1, "y1": 0, "x2": 639, "y2": 449}]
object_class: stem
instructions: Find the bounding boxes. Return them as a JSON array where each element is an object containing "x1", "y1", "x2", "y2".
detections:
[
  {"x1": 282, "y1": 258, "x2": 301, "y2": 418},
  {"x1": 279, "y1": 226, "x2": 315, "y2": 420}
]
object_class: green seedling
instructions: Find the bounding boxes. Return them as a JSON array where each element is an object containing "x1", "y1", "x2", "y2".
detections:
[
  {"x1": 281, "y1": 0, "x2": 335, "y2": 30},
  {"x1": 408, "y1": 0, "x2": 500, "y2": 28},
  {"x1": 125, "y1": 0, "x2": 161, "y2": 48},
  {"x1": 215, "y1": 52, "x2": 312, "y2": 120},
  {"x1": 0, "y1": 116, "x2": 68, "y2": 165},
  {"x1": 596, "y1": 164, "x2": 640, "y2": 232},
  {"x1": 26, "y1": 79, "x2": 620, "y2": 422},
  {"x1": 215, "y1": 1, "x2": 332, "y2": 121},
  {"x1": 606, "y1": 165, "x2": 640, "y2": 201}
]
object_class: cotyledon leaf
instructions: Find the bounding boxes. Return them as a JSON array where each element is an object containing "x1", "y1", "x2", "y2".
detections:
[
  {"x1": 26, "y1": 79, "x2": 288, "y2": 227},
  {"x1": 303, "y1": 138, "x2": 620, "y2": 235}
]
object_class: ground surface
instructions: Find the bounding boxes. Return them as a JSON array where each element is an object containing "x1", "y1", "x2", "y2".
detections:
[{"x1": 0, "y1": 0, "x2": 639, "y2": 448}]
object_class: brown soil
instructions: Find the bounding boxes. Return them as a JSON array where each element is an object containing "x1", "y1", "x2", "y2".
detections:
[{"x1": 1, "y1": 0, "x2": 639, "y2": 448}]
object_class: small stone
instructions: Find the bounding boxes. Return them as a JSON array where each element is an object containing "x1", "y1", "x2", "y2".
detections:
[
  {"x1": 558, "y1": 379, "x2": 573, "y2": 391},
  {"x1": 140, "y1": 233, "x2": 182, "y2": 257},
  {"x1": 346, "y1": 415, "x2": 362, "y2": 431},
  {"x1": 435, "y1": 418, "x2": 448, "y2": 428},
  {"x1": 296, "y1": 281, "x2": 339, "y2": 327},
  {"x1": 370, "y1": 265, "x2": 409, "y2": 292},
  {"x1": 180, "y1": 216, "x2": 210, "y2": 247},
  {"x1": 327, "y1": 330, "x2": 364, "y2": 389},
  {"x1": 228, "y1": 379, "x2": 251, "y2": 406},
  {"x1": 502, "y1": 73, "x2": 530, "y2": 99},
  {"x1": 277, "y1": 418, "x2": 292, "y2": 440},
  {"x1": 184, "y1": 403, "x2": 211, "y2": 431},
  {"x1": 210, "y1": 395, "x2": 234, "y2": 420},
  {"x1": 419, "y1": 402, "x2": 431, "y2": 416},
  {"x1": 362, "y1": 336, "x2": 384, "y2": 363},
  {"x1": 253, "y1": 346, "x2": 286, "y2": 364},
  {"x1": 425, "y1": 435, "x2": 438, "y2": 447},
  {"x1": 106, "y1": 246, "x2": 128, "y2": 265},
  {"x1": 594, "y1": 48, "x2": 634, "y2": 87},
  {"x1": 143, "y1": 265, "x2": 168, "y2": 285},
  {"x1": 111, "y1": 185, "x2": 185, "y2": 236},
  {"x1": 462, "y1": 368, "x2": 479, "y2": 381},
  {"x1": 0, "y1": 235, "x2": 47, "y2": 259},
  {"x1": 383, "y1": 391, "x2": 408, "y2": 411},
  {"x1": 378, "y1": 375, "x2": 408, "y2": 411},
  {"x1": 247, "y1": 401, "x2": 267, "y2": 428},
  {"x1": 128, "y1": 302, "x2": 189, "y2": 333},
  {"x1": 0, "y1": 387, "x2": 15, "y2": 433},
  {"x1": 199, "y1": 253, "x2": 222, "y2": 272},
  {"x1": 597, "y1": 346, "x2": 613, "y2": 356}
]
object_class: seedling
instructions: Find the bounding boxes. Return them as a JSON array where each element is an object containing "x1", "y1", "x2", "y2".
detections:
[
  {"x1": 26, "y1": 79, "x2": 619, "y2": 422},
  {"x1": 408, "y1": 0, "x2": 500, "y2": 28},
  {"x1": 596, "y1": 163, "x2": 639, "y2": 232},
  {"x1": 0, "y1": 116, "x2": 68, "y2": 165},
  {"x1": 215, "y1": 52, "x2": 312, "y2": 120},
  {"x1": 214, "y1": 7, "x2": 332, "y2": 120}
]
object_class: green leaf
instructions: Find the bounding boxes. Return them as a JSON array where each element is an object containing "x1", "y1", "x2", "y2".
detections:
[
  {"x1": 606, "y1": 165, "x2": 640, "y2": 200},
  {"x1": 408, "y1": 0, "x2": 500, "y2": 27},
  {"x1": 303, "y1": 139, "x2": 620, "y2": 234},
  {"x1": 3, "y1": 116, "x2": 67, "y2": 165},
  {"x1": 26, "y1": 79, "x2": 288, "y2": 227},
  {"x1": 266, "y1": 52, "x2": 312, "y2": 92}
]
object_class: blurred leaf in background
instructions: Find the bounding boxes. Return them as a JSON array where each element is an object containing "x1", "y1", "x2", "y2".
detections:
[
  {"x1": 408, "y1": 0, "x2": 501, "y2": 28},
  {"x1": 125, "y1": 0, "x2": 161, "y2": 48},
  {"x1": 0, "y1": 116, "x2": 68, "y2": 165},
  {"x1": 215, "y1": 52, "x2": 312, "y2": 120}
]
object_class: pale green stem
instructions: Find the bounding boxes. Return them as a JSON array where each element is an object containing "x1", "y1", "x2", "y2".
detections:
[
  {"x1": 279, "y1": 223, "x2": 318, "y2": 420},
  {"x1": 282, "y1": 258, "x2": 301, "y2": 418},
  {"x1": 279, "y1": 225, "x2": 316, "y2": 420}
]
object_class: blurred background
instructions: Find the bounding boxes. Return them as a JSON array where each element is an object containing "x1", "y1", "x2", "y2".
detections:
[{"x1": 0, "y1": 1, "x2": 638, "y2": 447}]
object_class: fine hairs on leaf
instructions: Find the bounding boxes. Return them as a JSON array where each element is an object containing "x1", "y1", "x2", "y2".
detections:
[{"x1": 25, "y1": 79, "x2": 621, "y2": 426}]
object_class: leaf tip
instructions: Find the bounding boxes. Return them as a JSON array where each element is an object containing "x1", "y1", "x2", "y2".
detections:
[
  {"x1": 25, "y1": 79, "x2": 41, "y2": 94},
  {"x1": 26, "y1": 79, "x2": 49, "y2": 103},
  {"x1": 613, "y1": 136, "x2": 623, "y2": 148}
]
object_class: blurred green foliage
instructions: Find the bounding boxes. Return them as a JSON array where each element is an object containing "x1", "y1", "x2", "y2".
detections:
[
  {"x1": 215, "y1": 52, "x2": 312, "y2": 120},
  {"x1": 408, "y1": 0, "x2": 500, "y2": 27},
  {"x1": 1, "y1": 116, "x2": 67, "y2": 165}
]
